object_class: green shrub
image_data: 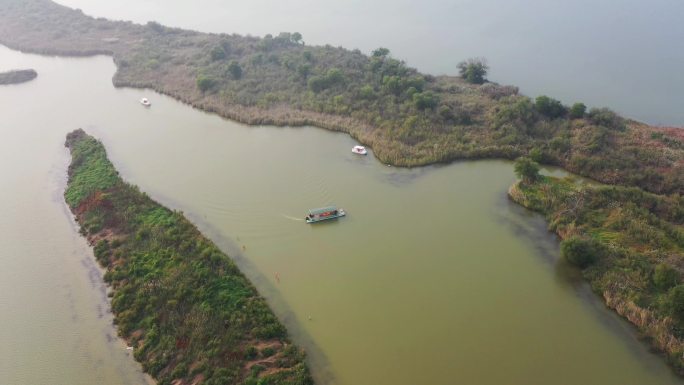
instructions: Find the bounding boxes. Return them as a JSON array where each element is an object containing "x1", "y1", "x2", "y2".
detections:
[
  {"x1": 359, "y1": 84, "x2": 375, "y2": 99},
  {"x1": 210, "y1": 45, "x2": 226, "y2": 61},
  {"x1": 535, "y1": 95, "x2": 566, "y2": 119},
  {"x1": 529, "y1": 147, "x2": 543, "y2": 163},
  {"x1": 372, "y1": 47, "x2": 390, "y2": 57},
  {"x1": 245, "y1": 346, "x2": 258, "y2": 359},
  {"x1": 227, "y1": 60, "x2": 242, "y2": 79},
  {"x1": 261, "y1": 347, "x2": 276, "y2": 357},
  {"x1": 196, "y1": 75, "x2": 217, "y2": 92},
  {"x1": 171, "y1": 362, "x2": 188, "y2": 379},
  {"x1": 307, "y1": 68, "x2": 345, "y2": 93},
  {"x1": 569, "y1": 102, "x2": 586, "y2": 119},
  {"x1": 93, "y1": 239, "x2": 110, "y2": 263},
  {"x1": 457, "y1": 57, "x2": 488, "y2": 84},
  {"x1": 63, "y1": 131, "x2": 312, "y2": 385},
  {"x1": 560, "y1": 237, "x2": 599, "y2": 268},
  {"x1": 588, "y1": 107, "x2": 625, "y2": 131},
  {"x1": 412, "y1": 91, "x2": 438, "y2": 110},
  {"x1": 514, "y1": 157, "x2": 540, "y2": 184},
  {"x1": 654, "y1": 263, "x2": 679, "y2": 291},
  {"x1": 668, "y1": 284, "x2": 684, "y2": 319}
]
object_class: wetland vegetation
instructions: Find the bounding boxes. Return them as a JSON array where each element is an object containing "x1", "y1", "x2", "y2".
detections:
[
  {"x1": 510, "y1": 162, "x2": 684, "y2": 371},
  {"x1": 0, "y1": 0, "x2": 681, "y2": 195},
  {"x1": 65, "y1": 129, "x2": 312, "y2": 385},
  {"x1": 2, "y1": 0, "x2": 682, "y2": 379}
]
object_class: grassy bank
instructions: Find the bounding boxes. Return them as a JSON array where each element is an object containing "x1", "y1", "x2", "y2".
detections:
[
  {"x1": 0, "y1": 0, "x2": 681, "y2": 194},
  {"x1": 509, "y1": 175, "x2": 684, "y2": 371},
  {"x1": 64, "y1": 129, "x2": 313, "y2": 385},
  {"x1": 0, "y1": 68, "x2": 37, "y2": 85}
]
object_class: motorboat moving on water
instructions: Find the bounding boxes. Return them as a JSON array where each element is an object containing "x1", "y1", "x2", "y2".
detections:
[
  {"x1": 352, "y1": 145, "x2": 367, "y2": 155},
  {"x1": 306, "y1": 206, "x2": 346, "y2": 223},
  {"x1": 140, "y1": 97, "x2": 151, "y2": 107}
]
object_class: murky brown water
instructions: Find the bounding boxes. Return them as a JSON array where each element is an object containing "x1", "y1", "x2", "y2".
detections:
[{"x1": 0, "y1": 45, "x2": 682, "y2": 385}]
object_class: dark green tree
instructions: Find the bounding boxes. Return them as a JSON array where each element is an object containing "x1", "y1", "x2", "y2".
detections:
[
  {"x1": 372, "y1": 47, "x2": 390, "y2": 57},
  {"x1": 359, "y1": 85, "x2": 375, "y2": 99},
  {"x1": 529, "y1": 147, "x2": 543, "y2": 163},
  {"x1": 325, "y1": 68, "x2": 345, "y2": 84},
  {"x1": 569, "y1": 102, "x2": 587, "y2": 119},
  {"x1": 668, "y1": 284, "x2": 684, "y2": 319},
  {"x1": 227, "y1": 61, "x2": 242, "y2": 79},
  {"x1": 654, "y1": 263, "x2": 679, "y2": 290},
  {"x1": 513, "y1": 156, "x2": 541, "y2": 184},
  {"x1": 382, "y1": 75, "x2": 403, "y2": 95},
  {"x1": 146, "y1": 21, "x2": 166, "y2": 33},
  {"x1": 560, "y1": 237, "x2": 598, "y2": 268},
  {"x1": 196, "y1": 75, "x2": 217, "y2": 92},
  {"x1": 307, "y1": 76, "x2": 327, "y2": 93},
  {"x1": 291, "y1": 32, "x2": 303, "y2": 44},
  {"x1": 210, "y1": 45, "x2": 226, "y2": 61},
  {"x1": 413, "y1": 91, "x2": 438, "y2": 110},
  {"x1": 535, "y1": 95, "x2": 566, "y2": 119},
  {"x1": 438, "y1": 105, "x2": 454, "y2": 120},
  {"x1": 588, "y1": 107, "x2": 626, "y2": 131},
  {"x1": 297, "y1": 64, "x2": 311, "y2": 79},
  {"x1": 457, "y1": 57, "x2": 488, "y2": 84}
]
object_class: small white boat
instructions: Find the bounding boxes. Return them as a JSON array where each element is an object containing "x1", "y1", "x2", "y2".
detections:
[
  {"x1": 352, "y1": 145, "x2": 367, "y2": 155},
  {"x1": 140, "y1": 97, "x2": 151, "y2": 107}
]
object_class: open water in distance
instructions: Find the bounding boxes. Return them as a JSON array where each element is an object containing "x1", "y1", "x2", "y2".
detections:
[{"x1": 57, "y1": 0, "x2": 684, "y2": 126}]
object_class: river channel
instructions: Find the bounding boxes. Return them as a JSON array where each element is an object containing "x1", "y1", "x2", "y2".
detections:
[{"x1": 0, "y1": 45, "x2": 681, "y2": 385}]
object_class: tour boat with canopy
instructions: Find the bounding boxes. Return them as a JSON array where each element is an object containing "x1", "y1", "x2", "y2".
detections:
[
  {"x1": 140, "y1": 97, "x2": 151, "y2": 107},
  {"x1": 305, "y1": 206, "x2": 346, "y2": 223},
  {"x1": 352, "y1": 145, "x2": 367, "y2": 155}
]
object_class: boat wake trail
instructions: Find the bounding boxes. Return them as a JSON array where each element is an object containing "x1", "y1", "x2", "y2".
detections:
[{"x1": 282, "y1": 214, "x2": 305, "y2": 222}]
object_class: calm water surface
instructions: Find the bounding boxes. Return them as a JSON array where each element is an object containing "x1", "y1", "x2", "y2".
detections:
[
  {"x1": 57, "y1": 0, "x2": 684, "y2": 126},
  {"x1": 1, "y1": 45, "x2": 683, "y2": 384},
  {"x1": 0, "y1": 48, "x2": 149, "y2": 384}
]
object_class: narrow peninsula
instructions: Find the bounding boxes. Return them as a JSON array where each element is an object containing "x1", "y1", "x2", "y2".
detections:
[
  {"x1": 0, "y1": 0, "x2": 681, "y2": 195},
  {"x1": 64, "y1": 129, "x2": 312, "y2": 385},
  {"x1": 0, "y1": 69, "x2": 37, "y2": 85},
  {"x1": 509, "y1": 167, "x2": 684, "y2": 372}
]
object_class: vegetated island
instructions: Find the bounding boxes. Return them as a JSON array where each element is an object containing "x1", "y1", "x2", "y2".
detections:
[
  {"x1": 3, "y1": 0, "x2": 683, "y2": 375},
  {"x1": 0, "y1": 68, "x2": 37, "y2": 85},
  {"x1": 0, "y1": 0, "x2": 681, "y2": 195},
  {"x1": 509, "y1": 159, "x2": 684, "y2": 372},
  {"x1": 65, "y1": 129, "x2": 312, "y2": 385}
]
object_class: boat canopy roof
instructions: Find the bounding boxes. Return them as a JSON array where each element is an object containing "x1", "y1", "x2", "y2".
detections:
[{"x1": 308, "y1": 206, "x2": 338, "y2": 215}]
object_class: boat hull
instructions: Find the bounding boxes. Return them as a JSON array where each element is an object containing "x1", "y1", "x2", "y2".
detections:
[{"x1": 306, "y1": 210, "x2": 346, "y2": 223}]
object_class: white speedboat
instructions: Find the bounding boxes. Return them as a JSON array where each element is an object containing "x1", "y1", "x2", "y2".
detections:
[
  {"x1": 352, "y1": 145, "x2": 367, "y2": 155},
  {"x1": 140, "y1": 97, "x2": 151, "y2": 107}
]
